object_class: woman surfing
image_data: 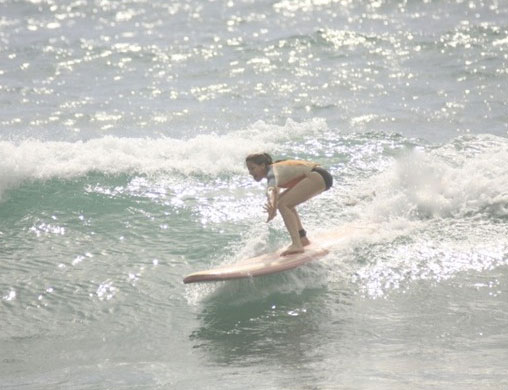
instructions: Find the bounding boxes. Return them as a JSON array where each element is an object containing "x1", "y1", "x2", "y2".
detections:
[{"x1": 246, "y1": 153, "x2": 333, "y2": 256}]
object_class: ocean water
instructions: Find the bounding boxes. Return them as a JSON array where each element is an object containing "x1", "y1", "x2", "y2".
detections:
[{"x1": 1, "y1": 0, "x2": 508, "y2": 388}]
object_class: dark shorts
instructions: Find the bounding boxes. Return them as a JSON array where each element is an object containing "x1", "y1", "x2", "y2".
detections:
[{"x1": 312, "y1": 167, "x2": 333, "y2": 191}]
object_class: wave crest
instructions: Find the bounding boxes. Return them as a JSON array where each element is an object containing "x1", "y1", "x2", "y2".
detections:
[{"x1": 0, "y1": 119, "x2": 327, "y2": 200}]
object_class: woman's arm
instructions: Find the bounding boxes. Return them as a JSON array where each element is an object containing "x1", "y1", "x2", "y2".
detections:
[{"x1": 264, "y1": 186, "x2": 278, "y2": 222}]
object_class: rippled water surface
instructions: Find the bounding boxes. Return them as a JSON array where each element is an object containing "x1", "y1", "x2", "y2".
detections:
[{"x1": 1, "y1": 0, "x2": 507, "y2": 388}]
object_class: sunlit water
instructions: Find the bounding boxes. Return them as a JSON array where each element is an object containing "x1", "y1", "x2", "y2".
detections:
[{"x1": 1, "y1": 0, "x2": 507, "y2": 389}]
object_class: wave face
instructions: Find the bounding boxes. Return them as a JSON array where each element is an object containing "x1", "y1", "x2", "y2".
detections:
[
  {"x1": 1, "y1": 124, "x2": 508, "y2": 390},
  {"x1": 1, "y1": 0, "x2": 508, "y2": 387}
]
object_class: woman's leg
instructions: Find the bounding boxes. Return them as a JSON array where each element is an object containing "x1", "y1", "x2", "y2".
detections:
[
  {"x1": 278, "y1": 172, "x2": 326, "y2": 255},
  {"x1": 291, "y1": 208, "x2": 310, "y2": 246}
]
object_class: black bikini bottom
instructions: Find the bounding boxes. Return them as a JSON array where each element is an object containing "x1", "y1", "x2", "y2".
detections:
[{"x1": 311, "y1": 167, "x2": 333, "y2": 191}]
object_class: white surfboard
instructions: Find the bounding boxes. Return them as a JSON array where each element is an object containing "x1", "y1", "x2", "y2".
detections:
[{"x1": 183, "y1": 225, "x2": 369, "y2": 284}]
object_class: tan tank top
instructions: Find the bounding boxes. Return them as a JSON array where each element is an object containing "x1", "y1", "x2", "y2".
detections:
[{"x1": 266, "y1": 160, "x2": 319, "y2": 189}]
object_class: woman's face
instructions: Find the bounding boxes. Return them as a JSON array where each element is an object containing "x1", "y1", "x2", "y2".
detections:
[{"x1": 246, "y1": 161, "x2": 267, "y2": 182}]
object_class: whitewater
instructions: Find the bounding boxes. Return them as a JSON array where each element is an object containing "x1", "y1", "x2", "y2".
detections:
[{"x1": 1, "y1": 0, "x2": 507, "y2": 388}]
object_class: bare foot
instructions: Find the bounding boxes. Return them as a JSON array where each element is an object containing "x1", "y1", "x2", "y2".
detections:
[
  {"x1": 281, "y1": 244, "x2": 304, "y2": 256},
  {"x1": 301, "y1": 237, "x2": 311, "y2": 247}
]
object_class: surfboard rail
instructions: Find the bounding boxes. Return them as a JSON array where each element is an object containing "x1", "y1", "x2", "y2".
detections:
[{"x1": 183, "y1": 246, "x2": 329, "y2": 284}]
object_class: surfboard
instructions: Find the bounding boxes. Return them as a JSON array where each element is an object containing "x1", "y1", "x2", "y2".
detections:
[{"x1": 183, "y1": 226, "x2": 368, "y2": 284}]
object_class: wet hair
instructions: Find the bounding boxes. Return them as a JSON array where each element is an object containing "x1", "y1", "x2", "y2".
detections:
[{"x1": 245, "y1": 152, "x2": 273, "y2": 166}]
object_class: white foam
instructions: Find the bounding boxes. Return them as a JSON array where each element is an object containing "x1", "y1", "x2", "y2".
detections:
[
  {"x1": 0, "y1": 118, "x2": 327, "y2": 200},
  {"x1": 337, "y1": 134, "x2": 508, "y2": 297},
  {"x1": 351, "y1": 134, "x2": 508, "y2": 221}
]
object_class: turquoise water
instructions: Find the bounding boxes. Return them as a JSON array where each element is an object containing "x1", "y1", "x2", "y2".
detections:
[{"x1": 1, "y1": 0, "x2": 508, "y2": 388}]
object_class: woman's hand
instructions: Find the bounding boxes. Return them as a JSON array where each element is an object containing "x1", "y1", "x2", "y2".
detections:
[{"x1": 264, "y1": 202, "x2": 277, "y2": 222}]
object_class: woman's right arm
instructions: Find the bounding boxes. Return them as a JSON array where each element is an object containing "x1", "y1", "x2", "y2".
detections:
[{"x1": 265, "y1": 186, "x2": 278, "y2": 222}]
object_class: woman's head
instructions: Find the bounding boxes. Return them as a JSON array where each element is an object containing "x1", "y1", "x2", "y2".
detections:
[
  {"x1": 246, "y1": 153, "x2": 272, "y2": 182},
  {"x1": 245, "y1": 153, "x2": 272, "y2": 166}
]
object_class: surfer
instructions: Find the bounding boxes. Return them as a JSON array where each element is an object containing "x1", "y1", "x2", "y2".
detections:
[{"x1": 246, "y1": 153, "x2": 333, "y2": 256}]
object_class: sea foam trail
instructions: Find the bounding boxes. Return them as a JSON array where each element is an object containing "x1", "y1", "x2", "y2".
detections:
[
  {"x1": 351, "y1": 134, "x2": 508, "y2": 221},
  {"x1": 0, "y1": 119, "x2": 327, "y2": 201}
]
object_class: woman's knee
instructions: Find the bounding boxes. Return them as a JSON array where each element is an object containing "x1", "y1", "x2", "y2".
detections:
[
  {"x1": 277, "y1": 198, "x2": 293, "y2": 212},
  {"x1": 277, "y1": 200, "x2": 288, "y2": 212}
]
